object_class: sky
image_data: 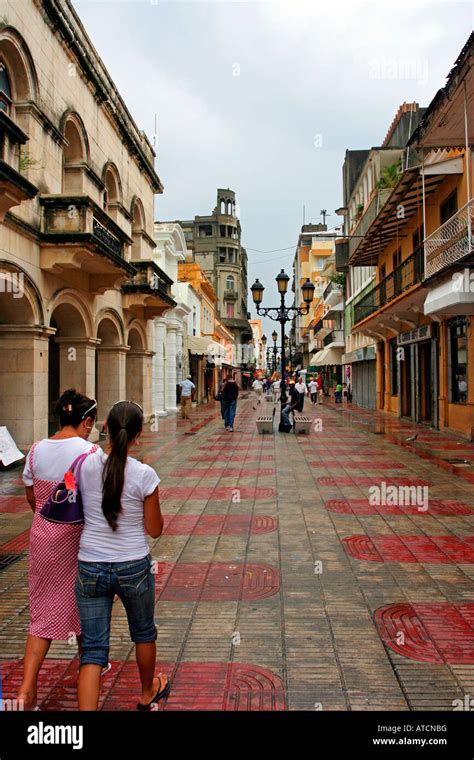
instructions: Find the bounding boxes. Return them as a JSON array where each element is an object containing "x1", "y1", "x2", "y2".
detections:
[{"x1": 73, "y1": 0, "x2": 472, "y2": 338}]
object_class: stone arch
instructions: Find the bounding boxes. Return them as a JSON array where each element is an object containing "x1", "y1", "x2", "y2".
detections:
[
  {"x1": 60, "y1": 111, "x2": 91, "y2": 193},
  {"x1": 95, "y1": 309, "x2": 126, "y2": 422},
  {"x1": 130, "y1": 196, "x2": 145, "y2": 231},
  {"x1": 48, "y1": 292, "x2": 94, "y2": 431},
  {"x1": 95, "y1": 308, "x2": 125, "y2": 345},
  {"x1": 48, "y1": 289, "x2": 93, "y2": 337},
  {"x1": 0, "y1": 261, "x2": 44, "y2": 325},
  {"x1": 0, "y1": 26, "x2": 39, "y2": 105},
  {"x1": 127, "y1": 319, "x2": 147, "y2": 350},
  {"x1": 102, "y1": 161, "x2": 123, "y2": 208}
]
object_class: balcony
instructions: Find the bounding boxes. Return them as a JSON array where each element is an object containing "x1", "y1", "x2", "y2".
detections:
[
  {"x1": 312, "y1": 318, "x2": 332, "y2": 338},
  {"x1": 323, "y1": 279, "x2": 343, "y2": 307},
  {"x1": 224, "y1": 289, "x2": 238, "y2": 300},
  {"x1": 424, "y1": 200, "x2": 474, "y2": 279},
  {"x1": 40, "y1": 194, "x2": 135, "y2": 292},
  {"x1": 323, "y1": 329, "x2": 344, "y2": 348},
  {"x1": 122, "y1": 260, "x2": 176, "y2": 318},
  {"x1": 0, "y1": 111, "x2": 38, "y2": 220},
  {"x1": 354, "y1": 246, "x2": 424, "y2": 325},
  {"x1": 348, "y1": 189, "x2": 392, "y2": 261},
  {"x1": 335, "y1": 239, "x2": 349, "y2": 272}
]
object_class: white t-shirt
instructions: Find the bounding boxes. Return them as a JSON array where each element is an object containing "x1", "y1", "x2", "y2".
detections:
[
  {"x1": 252, "y1": 380, "x2": 263, "y2": 391},
  {"x1": 78, "y1": 449, "x2": 160, "y2": 562},
  {"x1": 295, "y1": 382, "x2": 307, "y2": 394},
  {"x1": 23, "y1": 437, "x2": 96, "y2": 487},
  {"x1": 308, "y1": 380, "x2": 318, "y2": 393},
  {"x1": 272, "y1": 381, "x2": 281, "y2": 391},
  {"x1": 180, "y1": 379, "x2": 195, "y2": 397}
]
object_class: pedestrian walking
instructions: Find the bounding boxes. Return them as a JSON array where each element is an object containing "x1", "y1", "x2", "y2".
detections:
[
  {"x1": 179, "y1": 375, "x2": 195, "y2": 419},
  {"x1": 222, "y1": 375, "x2": 239, "y2": 432},
  {"x1": 252, "y1": 377, "x2": 264, "y2": 407},
  {"x1": 316, "y1": 373, "x2": 324, "y2": 404},
  {"x1": 308, "y1": 377, "x2": 318, "y2": 404},
  {"x1": 335, "y1": 381, "x2": 343, "y2": 403},
  {"x1": 18, "y1": 389, "x2": 98, "y2": 711},
  {"x1": 294, "y1": 376, "x2": 308, "y2": 412},
  {"x1": 75, "y1": 401, "x2": 169, "y2": 711},
  {"x1": 272, "y1": 377, "x2": 281, "y2": 404},
  {"x1": 216, "y1": 378, "x2": 227, "y2": 421}
]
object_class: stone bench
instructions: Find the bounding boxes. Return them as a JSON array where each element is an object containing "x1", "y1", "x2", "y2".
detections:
[
  {"x1": 256, "y1": 416, "x2": 274, "y2": 434},
  {"x1": 293, "y1": 415, "x2": 312, "y2": 434}
]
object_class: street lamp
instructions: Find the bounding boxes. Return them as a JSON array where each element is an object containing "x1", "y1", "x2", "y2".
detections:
[
  {"x1": 251, "y1": 269, "x2": 315, "y2": 431},
  {"x1": 271, "y1": 330, "x2": 278, "y2": 373}
]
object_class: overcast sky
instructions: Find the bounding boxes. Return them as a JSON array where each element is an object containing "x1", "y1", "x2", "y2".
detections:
[{"x1": 74, "y1": 0, "x2": 472, "y2": 337}]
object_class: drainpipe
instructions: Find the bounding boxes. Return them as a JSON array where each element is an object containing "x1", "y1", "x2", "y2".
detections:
[
  {"x1": 421, "y1": 151, "x2": 427, "y2": 273},
  {"x1": 464, "y1": 80, "x2": 472, "y2": 252}
]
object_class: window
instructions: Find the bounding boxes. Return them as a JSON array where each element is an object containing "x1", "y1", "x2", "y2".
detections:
[
  {"x1": 390, "y1": 339, "x2": 398, "y2": 396},
  {"x1": 412, "y1": 224, "x2": 424, "y2": 250},
  {"x1": 448, "y1": 316, "x2": 468, "y2": 404},
  {"x1": 226, "y1": 275, "x2": 235, "y2": 291},
  {"x1": 392, "y1": 248, "x2": 402, "y2": 296},
  {"x1": 220, "y1": 225, "x2": 226, "y2": 237},
  {"x1": 199, "y1": 224, "x2": 213, "y2": 237},
  {"x1": 228, "y1": 249, "x2": 235, "y2": 264},
  {"x1": 192, "y1": 306, "x2": 197, "y2": 337},
  {"x1": 226, "y1": 302, "x2": 234, "y2": 318},
  {"x1": 440, "y1": 191, "x2": 458, "y2": 225},
  {"x1": 184, "y1": 231, "x2": 193, "y2": 241},
  {"x1": 0, "y1": 63, "x2": 12, "y2": 114},
  {"x1": 219, "y1": 247, "x2": 226, "y2": 263}
]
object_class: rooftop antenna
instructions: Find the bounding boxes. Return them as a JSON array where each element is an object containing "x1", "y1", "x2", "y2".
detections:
[{"x1": 320, "y1": 209, "x2": 329, "y2": 225}]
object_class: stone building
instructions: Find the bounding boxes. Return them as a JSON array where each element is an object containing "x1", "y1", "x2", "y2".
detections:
[
  {"x1": 0, "y1": 0, "x2": 172, "y2": 447},
  {"x1": 165, "y1": 188, "x2": 253, "y2": 376}
]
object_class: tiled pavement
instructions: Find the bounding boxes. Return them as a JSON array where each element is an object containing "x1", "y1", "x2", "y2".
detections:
[{"x1": 1, "y1": 396, "x2": 474, "y2": 711}]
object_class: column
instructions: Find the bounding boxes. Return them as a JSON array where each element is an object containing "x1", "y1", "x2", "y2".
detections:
[
  {"x1": 126, "y1": 349, "x2": 154, "y2": 421},
  {"x1": 152, "y1": 318, "x2": 167, "y2": 416},
  {"x1": 0, "y1": 326, "x2": 52, "y2": 448},
  {"x1": 56, "y1": 337, "x2": 99, "y2": 399},
  {"x1": 96, "y1": 345, "x2": 128, "y2": 426},
  {"x1": 165, "y1": 324, "x2": 179, "y2": 413}
]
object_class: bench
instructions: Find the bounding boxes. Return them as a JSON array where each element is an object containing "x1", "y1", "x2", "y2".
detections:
[
  {"x1": 256, "y1": 415, "x2": 274, "y2": 434},
  {"x1": 293, "y1": 415, "x2": 312, "y2": 434}
]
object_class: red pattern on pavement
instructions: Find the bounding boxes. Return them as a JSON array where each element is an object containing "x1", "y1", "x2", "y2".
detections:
[
  {"x1": 344, "y1": 534, "x2": 474, "y2": 563},
  {"x1": 155, "y1": 561, "x2": 280, "y2": 601}
]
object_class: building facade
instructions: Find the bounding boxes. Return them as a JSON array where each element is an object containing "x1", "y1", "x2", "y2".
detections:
[
  {"x1": 344, "y1": 41, "x2": 473, "y2": 438},
  {"x1": 0, "y1": 0, "x2": 173, "y2": 447},
  {"x1": 166, "y1": 188, "x2": 252, "y2": 376}
]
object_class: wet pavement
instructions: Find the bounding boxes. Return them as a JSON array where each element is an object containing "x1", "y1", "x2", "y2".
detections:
[{"x1": 1, "y1": 395, "x2": 474, "y2": 711}]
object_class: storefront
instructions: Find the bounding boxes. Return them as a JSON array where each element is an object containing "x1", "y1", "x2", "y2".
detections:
[
  {"x1": 396, "y1": 323, "x2": 439, "y2": 426},
  {"x1": 342, "y1": 346, "x2": 376, "y2": 410}
]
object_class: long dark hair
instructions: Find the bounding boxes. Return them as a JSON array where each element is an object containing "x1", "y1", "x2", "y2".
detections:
[
  {"x1": 55, "y1": 389, "x2": 97, "y2": 428},
  {"x1": 102, "y1": 401, "x2": 143, "y2": 531}
]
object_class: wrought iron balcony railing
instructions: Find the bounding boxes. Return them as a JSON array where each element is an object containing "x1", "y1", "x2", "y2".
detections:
[
  {"x1": 354, "y1": 246, "x2": 424, "y2": 324},
  {"x1": 424, "y1": 199, "x2": 474, "y2": 279},
  {"x1": 323, "y1": 329, "x2": 344, "y2": 347}
]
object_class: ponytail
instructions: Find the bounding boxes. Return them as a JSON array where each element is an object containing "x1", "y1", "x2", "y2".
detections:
[{"x1": 101, "y1": 401, "x2": 143, "y2": 531}]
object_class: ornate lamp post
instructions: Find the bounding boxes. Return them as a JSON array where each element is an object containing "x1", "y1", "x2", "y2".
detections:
[
  {"x1": 251, "y1": 270, "x2": 315, "y2": 429},
  {"x1": 261, "y1": 334, "x2": 267, "y2": 373},
  {"x1": 271, "y1": 330, "x2": 278, "y2": 373}
]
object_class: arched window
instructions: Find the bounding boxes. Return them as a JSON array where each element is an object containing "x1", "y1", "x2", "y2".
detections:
[
  {"x1": 226, "y1": 275, "x2": 235, "y2": 291},
  {"x1": 0, "y1": 62, "x2": 12, "y2": 114}
]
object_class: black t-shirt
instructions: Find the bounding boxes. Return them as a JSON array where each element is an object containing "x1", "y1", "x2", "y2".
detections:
[{"x1": 222, "y1": 381, "x2": 239, "y2": 401}]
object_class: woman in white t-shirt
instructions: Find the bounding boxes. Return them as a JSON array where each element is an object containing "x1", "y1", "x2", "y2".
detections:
[
  {"x1": 18, "y1": 389, "x2": 98, "y2": 711},
  {"x1": 75, "y1": 401, "x2": 168, "y2": 711}
]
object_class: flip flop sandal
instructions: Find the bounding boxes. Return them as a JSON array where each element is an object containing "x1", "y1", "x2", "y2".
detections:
[{"x1": 136, "y1": 675, "x2": 171, "y2": 711}]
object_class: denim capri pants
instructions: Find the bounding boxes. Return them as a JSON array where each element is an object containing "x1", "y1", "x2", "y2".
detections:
[{"x1": 75, "y1": 553, "x2": 157, "y2": 668}]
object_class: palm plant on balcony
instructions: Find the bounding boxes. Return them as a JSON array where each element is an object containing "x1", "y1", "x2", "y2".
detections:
[
  {"x1": 329, "y1": 272, "x2": 345, "y2": 289},
  {"x1": 377, "y1": 160, "x2": 402, "y2": 189}
]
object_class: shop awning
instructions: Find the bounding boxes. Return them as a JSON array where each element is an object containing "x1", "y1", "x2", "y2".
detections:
[
  {"x1": 188, "y1": 336, "x2": 226, "y2": 358},
  {"x1": 424, "y1": 277, "x2": 474, "y2": 317},
  {"x1": 309, "y1": 347, "x2": 344, "y2": 366}
]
